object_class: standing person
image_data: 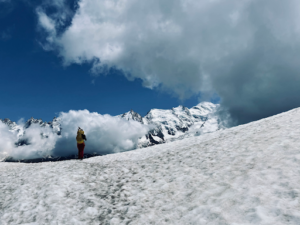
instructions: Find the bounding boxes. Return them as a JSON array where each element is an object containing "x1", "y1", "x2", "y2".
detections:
[{"x1": 76, "y1": 127, "x2": 87, "y2": 160}]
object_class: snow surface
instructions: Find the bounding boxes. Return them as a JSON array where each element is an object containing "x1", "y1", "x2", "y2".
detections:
[{"x1": 1, "y1": 107, "x2": 300, "y2": 224}]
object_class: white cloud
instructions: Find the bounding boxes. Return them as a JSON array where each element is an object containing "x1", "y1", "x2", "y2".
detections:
[
  {"x1": 0, "y1": 110, "x2": 150, "y2": 160},
  {"x1": 39, "y1": 0, "x2": 242, "y2": 97},
  {"x1": 37, "y1": 0, "x2": 300, "y2": 123},
  {"x1": 37, "y1": 9, "x2": 56, "y2": 33},
  {"x1": 0, "y1": 122, "x2": 18, "y2": 160},
  {"x1": 53, "y1": 110, "x2": 150, "y2": 156}
]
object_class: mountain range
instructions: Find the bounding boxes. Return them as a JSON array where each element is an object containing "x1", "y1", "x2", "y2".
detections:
[
  {"x1": 119, "y1": 102, "x2": 224, "y2": 147},
  {"x1": 0, "y1": 102, "x2": 224, "y2": 162}
]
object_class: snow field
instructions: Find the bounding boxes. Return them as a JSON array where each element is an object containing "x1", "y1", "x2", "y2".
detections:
[{"x1": 1, "y1": 108, "x2": 300, "y2": 224}]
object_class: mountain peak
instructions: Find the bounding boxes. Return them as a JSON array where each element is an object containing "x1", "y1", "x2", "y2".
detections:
[
  {"x1": 121, "y1": 110, "x2": 143, "y2": 123},
  {"x1": 1, "y1": 118, "x2": 13, "y2": 124}
]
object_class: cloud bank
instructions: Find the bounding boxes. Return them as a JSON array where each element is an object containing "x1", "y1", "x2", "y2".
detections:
[
  {"x1": 37, "y1": 0, "x2": 300, "y2": 124},
  {"x1": 0, "y1": 110, "x2": 150, "y2": 160}
]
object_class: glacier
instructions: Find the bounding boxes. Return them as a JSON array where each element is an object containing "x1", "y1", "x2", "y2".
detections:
[{"x1": 0, "y1": 107, "x2": 300, "y2": 224}]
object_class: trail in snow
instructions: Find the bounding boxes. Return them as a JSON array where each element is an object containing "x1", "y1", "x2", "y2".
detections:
[{"x1": 1, "y1": 108, "x2": 300, "y2": 224}]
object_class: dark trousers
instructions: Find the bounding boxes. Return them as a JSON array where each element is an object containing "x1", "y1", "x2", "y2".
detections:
[{"x1": 77, "y1": 143, "x2": 85, "y2": 159}]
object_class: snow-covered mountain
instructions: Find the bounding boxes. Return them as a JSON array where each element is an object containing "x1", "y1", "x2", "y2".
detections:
[
  {"x1": 1, "y1": 102, "x2": 222, "y2": 150},
  {"x1": 0, "y1": 117, "x2": 62, "y2": 147},
  {"x1": 1, "y1": 117, "x2": 61, "y2": 133},
  {"x1": 0, "y1": 118, "x2": 24, "y2": 138},
  {"x1": 119, "y1": 102, "x2": 223, "y2": 147},
  {"x1": 1, "y1": 106, "x2": 300, "y2": 224}
]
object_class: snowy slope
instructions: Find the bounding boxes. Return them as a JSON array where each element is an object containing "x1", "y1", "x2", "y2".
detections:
[{"x1": 1, "y1": 107, "x2": 300, "y2": 224}]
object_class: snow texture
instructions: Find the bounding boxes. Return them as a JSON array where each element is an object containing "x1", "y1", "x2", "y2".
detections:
[{"x1": 1, "y1": 107, "x2": 300, "y2": 224}]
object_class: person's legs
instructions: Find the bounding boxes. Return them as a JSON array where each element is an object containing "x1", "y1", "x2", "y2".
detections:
[
  {"x1": 77, "y1": 143, "x2": 83, "y2": 159},
  {"x1": 81, "y1": 143, "x2": 85, "y2": 159},
  {"x1": 77, "y1": 143, "x2": 85, "y2": 159},
  {"x1": 77, "y1": 143, "x2": 81, "y2": 159}
]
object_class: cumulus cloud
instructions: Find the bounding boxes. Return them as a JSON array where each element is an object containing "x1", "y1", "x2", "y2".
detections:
[
  {"x1": 0, "y1": 122, "x2": 18, "y2": 160},
  {"x1": 37, "y1": 0, "x2": 300, "y2": 124},
  {"x1": 54, "y1": 110, "x2": 150, "y2": 156},
  {"x1": 0, "y1": 110, "x2": 150, "y2": 160}
]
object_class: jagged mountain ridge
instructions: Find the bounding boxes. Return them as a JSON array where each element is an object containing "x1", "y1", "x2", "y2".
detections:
[
  {"x1": 1, "y1": 102, "x2": 222, "y2": 149},
  {"x1": 0, "y1": 117, "x2": 62, "y2": 146},
  {"x1": 119, "y1": 102, "x2": 223, "y2": 147},
  {"x1": 1, "y1": 117, "x2": 61, "y2": 132}
]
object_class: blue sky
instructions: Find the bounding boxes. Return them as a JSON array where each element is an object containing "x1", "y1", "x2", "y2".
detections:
[
  {"x1": 0, "y1": 0, "x2": 206, "y2": 122},
  {"x1": 2, "y1": 0, "x2": 300, "y2": 125}
]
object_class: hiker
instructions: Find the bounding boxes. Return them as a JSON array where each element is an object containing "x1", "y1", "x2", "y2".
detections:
[{"x1": 76, "y1": 127, "x2": 87, "y2": 160}]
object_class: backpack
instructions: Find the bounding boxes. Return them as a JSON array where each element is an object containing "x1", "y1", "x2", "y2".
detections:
[{"x1": 76, "y1": 128, "x2": 87, "y2": 142}]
